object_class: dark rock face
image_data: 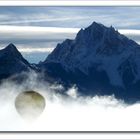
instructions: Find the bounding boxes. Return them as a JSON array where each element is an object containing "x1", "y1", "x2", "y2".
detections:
[
  {"x1": 39, "y1": 22, "x2": 140, "y2": 103},
  {"x1": 0, "y1": 43, "x2": 34, "y2": 80}
]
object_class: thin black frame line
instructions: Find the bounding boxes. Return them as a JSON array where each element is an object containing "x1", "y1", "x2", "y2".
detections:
[
  {"x1": 0, "y1": 5, "x2": 139, "y2": 134},
  {"x1": 2, "y1": 139, "x2": 140, "y2": 140},
  {"x1": 5, "y1": 5, "x2": 134, "y2": 6},
  {"x1": 0, "y1": 5, "x2": 140, "y2": 7},
  {"x1": 1, "y1": 131, "x2": 140, "y2": 133}
]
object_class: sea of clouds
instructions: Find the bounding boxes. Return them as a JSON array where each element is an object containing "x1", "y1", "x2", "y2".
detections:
[
  {"x1": 0, "y1": 71, "x2": 140, "y2": 131},
  {"x1": 0, "y1": 27, "x2": 140, "y2": 131}
]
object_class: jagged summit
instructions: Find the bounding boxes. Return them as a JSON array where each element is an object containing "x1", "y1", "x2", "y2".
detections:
[
  {"x1": 86, "y1": 21, "x2": 107, "y2": 31},
  {"x1": 83, "y1": 21, "x2": 107, "y2": 31},
  {"x1": 88, "y1": 21, "x2": 117, "y2": 33},
  {"x1": 5, "y1": 43, "x2": 17, "y2": 50},
  {"x1": 0, "y1": 43, "x2": 23, "y2": 59},
  {"x1": 75, "y1": 22, "x2": 106, "y2": 42},
  {"x1": 78, "y1": 22, "x2": 116, "y2": 36},
  {"x1": 4, "y1": 43, "x2": 20, "y2": 54},
  {"x1": 45, "y1": 22, "x2": 139, "y2": 69}
]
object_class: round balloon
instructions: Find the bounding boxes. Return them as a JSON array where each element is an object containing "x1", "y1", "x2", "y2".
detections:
[{"x1": 15, "y1": 90, "x2": 46, "y2": 120}]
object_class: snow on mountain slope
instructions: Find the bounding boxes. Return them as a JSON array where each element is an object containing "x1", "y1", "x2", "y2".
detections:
[{"x1": 42, "y1": 22, "x2": 140, "y2": 88}]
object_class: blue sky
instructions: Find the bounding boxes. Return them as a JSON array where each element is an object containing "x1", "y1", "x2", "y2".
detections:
[
  {"x1": 0, "y1": 6, "x2": 140, "y2": 63},
  {"x1": 0, "y1": 7, "x2": 140, "y2": 29}
]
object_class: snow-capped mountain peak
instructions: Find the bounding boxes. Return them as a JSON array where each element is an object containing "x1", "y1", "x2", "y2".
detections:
[
  {"x1": 1, "y1": 22, "x2": 140, "y2": 102},
  {"x1": 43, "y1": 22, "x2": 140, "y2": 89}
]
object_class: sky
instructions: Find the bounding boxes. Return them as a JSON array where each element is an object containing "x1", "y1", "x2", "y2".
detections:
[
  {"x1": 1, "y1": 7, "x2": 140, "y2": 131},
  {"x1": 1, "y1": 7, "x2": 140, "y2": 63}
]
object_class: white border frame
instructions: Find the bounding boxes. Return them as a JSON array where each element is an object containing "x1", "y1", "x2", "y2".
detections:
[
  {"x1": 0, "y1": 1, "x2": 140, "y2": 139},
  {"x1": 2, "y1": 134, "x2": 140, "y2": 139},
  {"x1": 0, "y1": 1, "x2": 139, "y2": 6},
  {"x1": 1, "y1": 133, "x2": 140, "y2": 139}
]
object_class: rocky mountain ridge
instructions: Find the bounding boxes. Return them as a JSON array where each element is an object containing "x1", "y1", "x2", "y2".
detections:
[{"x1": 1, "y1": 22, "x2": 140, "y2": 103}]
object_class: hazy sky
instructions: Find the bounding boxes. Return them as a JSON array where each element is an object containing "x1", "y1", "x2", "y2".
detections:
[
  {"x1": 0, "y1": 7, "x2": 140, "y2": 63},
  {"x1": 0, "y1": 7, "x2": 140, "y2": 29}
]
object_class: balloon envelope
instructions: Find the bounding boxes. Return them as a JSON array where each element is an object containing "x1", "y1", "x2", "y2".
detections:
[{"x1": 15, "y1": 90, "x2": 46, "y2": 120}]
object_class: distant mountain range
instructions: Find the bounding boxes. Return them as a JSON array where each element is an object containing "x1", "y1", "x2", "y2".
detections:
[{"x1": 2, "y1": 22, "x2": 140, "y2": 103}]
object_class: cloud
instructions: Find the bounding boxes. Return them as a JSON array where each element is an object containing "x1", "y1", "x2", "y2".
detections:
[
  {"x1": 0, "y1": 25, "x2": 140, "y2": 63},
  {"x1": 0, "y1": 72, "x2": 140, "y2": 131},
  {"x1": 0, "y1": 25, "x2": 140, "y2": 50},
  {"x1": 0, "y1": 24, "x2": 140, "y2": 131},
  {"x1": 0, "y1": 25, "x2": 79, "y2": 63},
  {"x1": 0, "y1": 16, "x2": 86, "y2": 26},
  {"x1": 1, "y1": 7, "x2": 140, "y2": 29},
  {"x1": 0, "y1": 25, "x2": 140, "y2": 43},
  {"x1": 0, "y1": 25, "x2": 79, "y2": 40},
  {"x1": 19, "y1": 47, "x2": 54, "y2": 53}
]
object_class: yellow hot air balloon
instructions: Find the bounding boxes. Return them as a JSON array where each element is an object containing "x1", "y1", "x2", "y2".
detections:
[{"x1": 15, "y1": 90, "x2": 46, "y2": 120}]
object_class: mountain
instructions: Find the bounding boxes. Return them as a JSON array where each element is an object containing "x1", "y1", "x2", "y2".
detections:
[
  {"x1": 39, "y1": 22, "x2": 140, "y2": 103},
  {"x1": 0, "y1": 43, "x2": 35, "y2": 81},
  {"x1": 1, "y1": 22, "x2": 140, "y2": 103}
]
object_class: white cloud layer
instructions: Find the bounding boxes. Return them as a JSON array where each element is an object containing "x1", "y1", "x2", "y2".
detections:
[
  {"x1": 0, "y1": 25, "x2": 140, "y2": 43},
  {"x1": 19, "y1": 47, "x2": 54, "y2": 53},
  {"x1": 0, "y1": 26, "x2": 140, "y2": 51},
  {"x1": 0, "y1": 25, "x2": 140, "y2": 63},
  {"x1": 0, "y1": 25, "x2": 139, "y2": 42},
  {"x1": 0, "y1": 25, "x2": 79, "y2": 33},
  {"x1": 0, "y1": 72, "x2": 140, "y2": 131},
  {"x1": 0, "y1": 25, "x2": 79, "y2": 40}
]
